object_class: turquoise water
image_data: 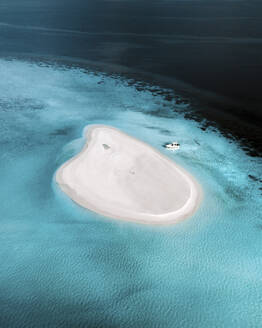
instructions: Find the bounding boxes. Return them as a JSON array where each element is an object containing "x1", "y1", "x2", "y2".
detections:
[{"x1": 1, "y1": 59, "x2": 262, "y2": 327}]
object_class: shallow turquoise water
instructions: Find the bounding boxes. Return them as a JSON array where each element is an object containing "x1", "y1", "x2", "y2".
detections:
[{"x1": 0, "y1": 59, "x2": 262, "y2": 327}]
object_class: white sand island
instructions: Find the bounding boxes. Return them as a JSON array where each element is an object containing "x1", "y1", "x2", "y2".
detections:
[{"x1": 56, "y1": 125, "x2": 202, "y2": 225}]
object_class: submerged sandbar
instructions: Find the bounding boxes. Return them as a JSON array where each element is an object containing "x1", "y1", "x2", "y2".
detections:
[{"x1": 56, "y1": 125, "x2": 202, "y2": 224}]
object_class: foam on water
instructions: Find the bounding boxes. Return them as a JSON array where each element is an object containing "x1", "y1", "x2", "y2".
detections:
[{"x1": 0, "y1": 59, "x2": 262, "y2": 327}]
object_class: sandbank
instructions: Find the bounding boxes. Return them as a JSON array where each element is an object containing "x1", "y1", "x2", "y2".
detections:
[{"x1": 56, "y1": 125, "x2": 202, "y2": 225}]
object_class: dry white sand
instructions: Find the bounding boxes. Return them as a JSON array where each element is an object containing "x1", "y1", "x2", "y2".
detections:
[{"x1": 56, "y1": 125, "x2": 202, "y2": 225}]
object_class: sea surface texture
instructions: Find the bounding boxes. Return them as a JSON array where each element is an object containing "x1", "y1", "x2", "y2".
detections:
[{"x1": 0, "y1": 59, "x2": 262, "y2": 327}]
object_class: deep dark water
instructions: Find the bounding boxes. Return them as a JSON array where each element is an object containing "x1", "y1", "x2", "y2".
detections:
[{"x1": 0, "y1": 0, "x2": 262, "y2": 155}]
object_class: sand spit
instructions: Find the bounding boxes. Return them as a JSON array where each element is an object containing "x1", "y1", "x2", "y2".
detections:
[{"x1": 56, "y1": 125, "x2": 202, "y2": 225}]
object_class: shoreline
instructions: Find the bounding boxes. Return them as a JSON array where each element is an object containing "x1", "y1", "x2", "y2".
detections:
[{"x1": 56, "y1": 125, "x2": 202, "y2": 225}]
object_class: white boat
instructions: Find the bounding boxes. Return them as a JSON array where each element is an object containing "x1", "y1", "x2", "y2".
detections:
[{"x1": 165, "y1": 141, "x2": 180, "y2": 150}]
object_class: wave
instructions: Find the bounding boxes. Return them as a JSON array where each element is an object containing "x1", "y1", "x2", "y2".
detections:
[{"x1": 1, "y1": 21, "x2": 262, "y2": 44}]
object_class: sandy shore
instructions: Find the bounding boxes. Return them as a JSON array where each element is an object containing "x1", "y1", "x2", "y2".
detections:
[{"x1": 56, "y1": 125, "x2": 202, "y2": 225}]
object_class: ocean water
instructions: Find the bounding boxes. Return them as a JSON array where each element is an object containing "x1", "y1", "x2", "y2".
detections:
[{"x1": 0, "y1": 58, "x2": 262, "y2": 327}]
